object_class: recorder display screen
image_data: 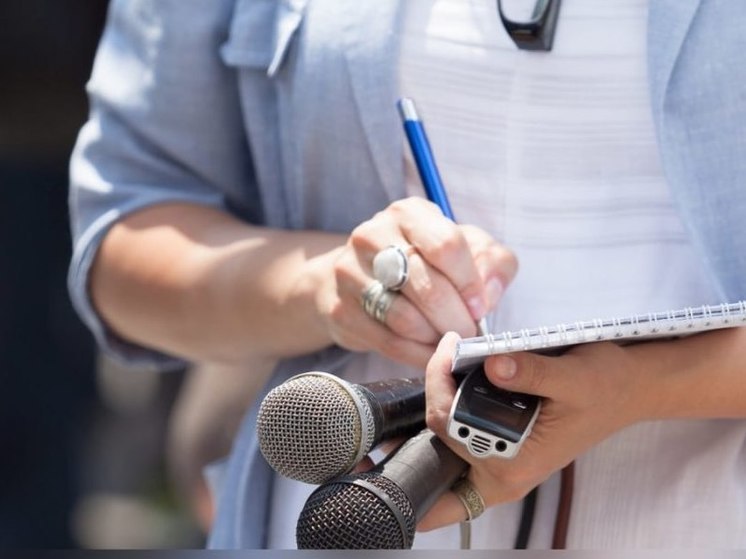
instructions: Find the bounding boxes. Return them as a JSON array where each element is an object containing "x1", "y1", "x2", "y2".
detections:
[{"x1": 453, "y1": 365, "x2": 540, "y2": 442}]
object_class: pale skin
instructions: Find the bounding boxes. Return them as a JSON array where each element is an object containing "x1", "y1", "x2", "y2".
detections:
[
  {"x1": 90, "y1": 197, "x2": 517, "y2": 376},
  {"x1": 420, "y1": 326, "x2": 746, "y2": 531},
  {"x1": 92, "y1": 194, "x2": 746, "y2": 534}
]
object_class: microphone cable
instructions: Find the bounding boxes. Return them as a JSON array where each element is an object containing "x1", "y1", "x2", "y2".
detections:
[
  {"x1": 513, "y1": 485, "x2": 538, "y2": 549},
  {"x1": 551, "y1": 460, "x2": 575, "y2": 549},
  {"x1": 516, "y1": 460, "x2": 575, "y2": 549}
]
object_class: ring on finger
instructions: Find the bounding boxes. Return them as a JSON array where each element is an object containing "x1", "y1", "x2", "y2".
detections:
[
  {"x1": 361, "y1": 280, "x2": 397, "y2": 324},
  {"x1": 373, "y1": 245, "x2": 412, "y2": 291},
  {"x1": 452, "y1": 477, "x2": 485, "y2": 522}
]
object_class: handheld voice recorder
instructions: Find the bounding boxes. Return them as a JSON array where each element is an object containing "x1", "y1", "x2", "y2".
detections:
[{"x1": 447, "y1": 363, "x2": 541, "y2": 459}]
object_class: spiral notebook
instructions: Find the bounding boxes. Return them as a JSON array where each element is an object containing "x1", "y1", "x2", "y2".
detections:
[{"x1": 452, "y1": 301, "x2": 746, "y2": 371}]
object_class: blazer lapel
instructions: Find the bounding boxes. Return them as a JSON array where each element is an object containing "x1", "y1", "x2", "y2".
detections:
[
  {"x1": 647, "y1": 0, "x2": 702, "y2": 112},
  {"x1": 341, "y1": 0, "x2": 406, "y2": 202}
]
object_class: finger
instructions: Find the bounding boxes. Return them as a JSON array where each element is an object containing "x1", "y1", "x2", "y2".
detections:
[
  {"x1": 399, "y1": 251, "x2": 479, "y2": 337},
  {"x1": 351, "y1": 204, "x2": 479, "y2": 337},
  {"x1": 396, "y1": 201, "x2": 489, "y2": 321},
  {"x1": 425, "y1": 332, "x2": 462, "y2": 438},
  {"x1": 330, "y1": 280, "x2": 436, "y2": 368},
  {"x1": 349, "y1": 455, "x2": 375, "y2": 474},
  {"x1": 482, "y1": 350, "x2": 571, "y2": 399},
  {"x1": 344, "y1": 317, "x2": 435, "y2": 369},
  {"x1": 350, "y1": 199, "x2": 508, "y2": 337},
  {"x1": 460, "y1": 224, "x2": 518, "y2": 311},
  {"x1": 417, "y1": 484, "x2": 473, "y2": 531},
  {"x1": 419, "y1": 469, "x2": 494, "y2": 531},
  {"x1": 380, "y1": 287, "x2": 441, "y2": 345},
  {"x1": 425, "y1": 338, "x2": 492, "y2": 471},
  {"x1": 347, "y1": 216, "x2": 458, "y2": 342},
  {"x1": 333, "y1": 245, "x2": 440, "y2": 350}
]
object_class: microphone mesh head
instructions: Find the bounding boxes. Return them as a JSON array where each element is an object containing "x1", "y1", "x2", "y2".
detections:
[
  {"x1": 257, "y1": 373, "x2": 375, "y2": 484},
  {"x1": 296, "y1": 472, "x2": 415, "y2": 549}
]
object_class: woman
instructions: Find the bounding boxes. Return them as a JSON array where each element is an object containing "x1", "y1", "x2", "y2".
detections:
[{"x1": 69, "y1": 0, "x2": 746, "y2": 548}]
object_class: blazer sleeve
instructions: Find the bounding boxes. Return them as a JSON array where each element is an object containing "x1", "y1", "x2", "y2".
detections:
[{"x1": 68, "y1": 0, "x2": 255, "y2": 370}]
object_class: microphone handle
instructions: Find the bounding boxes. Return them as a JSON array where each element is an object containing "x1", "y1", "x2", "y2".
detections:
[
  {"x1": 376, "y1": 429, "x2": 468, "y2": 520},
  {"x1": 295, "y1": 429, "x2": 469, "y2": 549},
  {"x1": 358, "y1": 377, "x2": 426, "y2": 442}
]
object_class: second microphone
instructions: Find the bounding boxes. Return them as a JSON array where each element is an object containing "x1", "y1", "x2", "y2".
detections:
[{"x1": 256, "y1": 371, "x2": 427, "y2": 484}]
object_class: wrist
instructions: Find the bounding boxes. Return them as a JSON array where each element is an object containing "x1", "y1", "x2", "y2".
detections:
[
  {"x1": 624, "y1": 329, "x2": 746, "y2": 422},
  {"x1": 230, "y1": 231, "x2": 344, "y2": 361},
  {"x1": 623, "y1": 341, "x2": 669, "y2": 423},
  {"x1": 284, "y1": 245, "x2": 344, "y2": 351}
]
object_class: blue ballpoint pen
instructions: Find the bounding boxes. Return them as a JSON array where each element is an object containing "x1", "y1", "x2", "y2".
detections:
[
  {"x1": 397, "y1": 97, "x2": 489, "y2": 337},
  {"x1": 396, "y1": 97, "x2": 456, "y2": 221}
]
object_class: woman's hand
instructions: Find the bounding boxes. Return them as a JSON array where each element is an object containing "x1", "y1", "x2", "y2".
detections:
[
  {"x1": 92, "y1": 198, "x2": 514, "y2": 368},
  {"x1": 312, "y1": 197, "x2": 517, "y2": 369},
  {"x1": 420, "y1": 332, "x2": 654, "y2": 530}
]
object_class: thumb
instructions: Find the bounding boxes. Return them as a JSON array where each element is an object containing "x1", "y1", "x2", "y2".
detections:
[{"x1": 483, "y1": 351, "x2": 566, "y2": 398}]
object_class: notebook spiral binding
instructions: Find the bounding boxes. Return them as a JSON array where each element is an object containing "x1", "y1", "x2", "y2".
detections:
[{"x1": 459, "y1": 301, "x2": 746, "y2": 371}]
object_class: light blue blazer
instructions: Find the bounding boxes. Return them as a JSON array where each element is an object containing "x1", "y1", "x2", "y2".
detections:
[{"x1": 68, "y1": 0, "x2": 746, "y2": 548}]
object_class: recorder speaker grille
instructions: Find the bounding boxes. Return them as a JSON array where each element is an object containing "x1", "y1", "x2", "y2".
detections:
[{"x1": 468, "y1": 434, "x2": 492, "y2": 456}]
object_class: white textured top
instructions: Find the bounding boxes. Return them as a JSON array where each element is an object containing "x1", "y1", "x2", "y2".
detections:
[
  {"x1": 268, "y1": 0, "x2": 744, "y2": 549},
  {"x1": 399, "y1": 0, "x2": 719, "y2": 331}
]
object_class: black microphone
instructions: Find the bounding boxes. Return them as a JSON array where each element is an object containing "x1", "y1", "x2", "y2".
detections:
[
  {"x1": 296, "y1": 428, "x2": 468, "y2": 549},
  {"x1": 257, "y1": 372, "x2": 427, "y2": 484}
]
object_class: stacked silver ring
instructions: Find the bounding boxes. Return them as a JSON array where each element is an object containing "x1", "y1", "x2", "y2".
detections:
[
  {"x1": 362, "y1": 244, "x2": 413, "y2": 324},
  {"x1": 361, "y1": 280, "x2": 396, "y2": 323}
]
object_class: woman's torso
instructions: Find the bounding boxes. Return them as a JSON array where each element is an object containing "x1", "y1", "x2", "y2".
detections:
[{"x1": 264, "y1": 0, "x2": 746, "y2": 549}]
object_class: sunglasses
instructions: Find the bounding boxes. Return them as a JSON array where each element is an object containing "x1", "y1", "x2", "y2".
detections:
[{"x1": 497, "y1": 0, "x2": 562, "y2": 51}]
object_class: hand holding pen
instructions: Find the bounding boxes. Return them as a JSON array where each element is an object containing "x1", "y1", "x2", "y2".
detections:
[
  {"x1": 396, "y1": 97, "x2": 496, "y2": 336},
  {"x1": 317, "y1": 99, "x2": 515, "y2": 369}
]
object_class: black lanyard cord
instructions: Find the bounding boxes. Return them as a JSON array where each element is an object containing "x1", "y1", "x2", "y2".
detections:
[{"x1": 513, "y1": 460, "x2": 575, "y2": 549}]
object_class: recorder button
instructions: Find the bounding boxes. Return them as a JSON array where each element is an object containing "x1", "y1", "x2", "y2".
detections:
[{"x1": 511, "y1": 398, "x2": 528, "y2": 410}]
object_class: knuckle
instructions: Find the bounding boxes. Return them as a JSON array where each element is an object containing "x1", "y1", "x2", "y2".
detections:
[
  {"x1": 478, "y1": 244, "x2": 518, "y2": 286},
  {"x1": 349, "y1": 223, "x2": 374, "y2": 251},
  {"x1": 425, "y1": 404, "x2": 449, "y2": 435},
  {"x1": 496, "y1": 246, "x2": 519, "y2": 279},
  {"x1": 331, "y1": 254, "x2": 356, "y2": 284},
  {"x1": 388, "y1": 197, "x2": 427, "y2": 222},
  {"x1": 326, "y1": 298, "x2": 349, "y2": 326},
  {"x1": 388, "y1": 198, "x2": 410, "y2": 214},
  {"x1": 438, "y1": 229, "x2": 468, "y2": 254},
  {"x1": 326, "y1": 315, "x2": 360, "y2": 350},
  {"x1": 415, "y1": 280, "x2": 440, "y2": 308},
  {"x1": 428, "y1": 229, "x2": 468, "y2": 264}
]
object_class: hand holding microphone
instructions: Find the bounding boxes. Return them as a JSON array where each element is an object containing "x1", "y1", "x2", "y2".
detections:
[{"x1": 257, "y1": 371, "x2": 468, "y2": 550}]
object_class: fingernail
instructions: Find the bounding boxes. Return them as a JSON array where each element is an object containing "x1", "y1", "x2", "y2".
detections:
[
  {"x1": 467, "y1": 296, "x2": 487, "y2": 321},
  {"x1": 493, "y1": 356, "x2": 516, "y2": 380},
  {"x1": 485, "y1": 277, "x2": 504, "y2": 308}
]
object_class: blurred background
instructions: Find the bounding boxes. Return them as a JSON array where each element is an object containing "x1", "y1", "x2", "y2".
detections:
[{"x1": 0, "y1": 0, "x2": 207, "y2": 548}]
